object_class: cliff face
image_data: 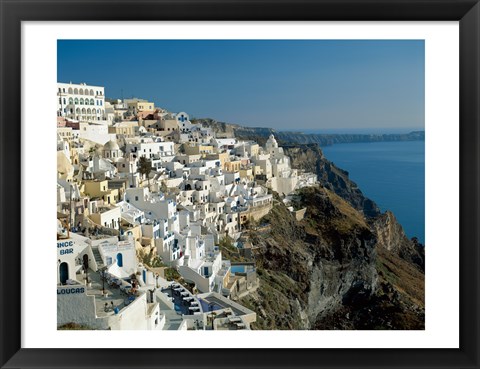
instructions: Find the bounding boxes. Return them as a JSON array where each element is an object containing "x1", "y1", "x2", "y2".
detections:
[
  {"x1": 240, "y1": 186, "x2": 424, "y2": 330},
  {"x1": 373, "y1": 211, "x2": 425, "y2": 270},
  {"x1": 282, "y1": 144, "x2": 381, "y2": 218},
  {"x1": 283, "y1": 143, "x2": 424, "y2": 269}
]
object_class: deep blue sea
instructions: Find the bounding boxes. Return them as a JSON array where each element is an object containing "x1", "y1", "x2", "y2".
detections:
[{"x1": 322, "y1": 141, "x2": 425, "y2": 244}]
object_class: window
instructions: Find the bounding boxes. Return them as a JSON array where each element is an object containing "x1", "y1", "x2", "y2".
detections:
[
  {"x1": 63, "y1": 98, "x2": 66, "y2": 104},
  {"x1": 58, "y1": 88, "x2": 61, "y2": 92},
  {"x1": 69, "y1": 98, "x2": 73, "y2": 104},
  {"x1": 74, "y1": 98, "x2": 79, "y2": 104},
  {"x1": 90, "y1": 98, "x2": 94, "y2": 105},
  {"x1": 80, "y1": 98, "x2": 84, "y2": 105},
  {"x1": 135, "y1": 196, "x2": 138, "y2": 201},
  {"x1": 58, "y1": 98, "x2": 62, "y2": 104}
]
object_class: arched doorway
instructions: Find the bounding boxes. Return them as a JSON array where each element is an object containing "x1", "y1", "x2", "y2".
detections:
[
  {"x1": 59, "y1": 262, "x2": 69, "y2": 284},
  {"x1": 116, "y1": 253, "x2": 123, "y2": 267},
  {"x1": 83, "y1": 254, "x2": 89, "y2": 270}
]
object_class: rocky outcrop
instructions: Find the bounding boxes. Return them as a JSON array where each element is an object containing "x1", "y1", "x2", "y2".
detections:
[{"x1": 373, "y1": 211, "x2": 425, "y2": 271}]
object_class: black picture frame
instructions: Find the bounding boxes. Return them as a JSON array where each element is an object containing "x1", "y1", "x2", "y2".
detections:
[{"x1": 1, "y1": 1, "x2": 479, "y2": 368}]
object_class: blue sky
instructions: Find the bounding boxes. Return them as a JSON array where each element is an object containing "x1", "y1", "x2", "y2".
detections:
[{"x1": 58, "y1": 40, "x2": 424, "y2": 132}]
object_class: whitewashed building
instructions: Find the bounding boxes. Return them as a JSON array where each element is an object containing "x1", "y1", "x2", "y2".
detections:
[{"x1": 57, "y1": 82, "x2": 106, "y2": 122}]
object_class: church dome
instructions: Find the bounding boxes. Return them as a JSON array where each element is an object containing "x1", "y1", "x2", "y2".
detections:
[
  {"x1": 104, "y1": 140, "x2": 120, "y2": 151},
  {"x1": 266, "y1": 134, "x2": 278, "y2": 149}
]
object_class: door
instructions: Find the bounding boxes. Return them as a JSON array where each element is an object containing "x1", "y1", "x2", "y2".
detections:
[
  {"x1": 116, "y1": 253, "x2": 123, "y2": 267},
  {"x1": 59, "y1": 262, "x2": 69, "y2": 285}
]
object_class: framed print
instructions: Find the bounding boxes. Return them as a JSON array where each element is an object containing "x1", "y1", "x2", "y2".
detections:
[{"x1": 1, "y1": 0, "x2": 479, "y2": 368}]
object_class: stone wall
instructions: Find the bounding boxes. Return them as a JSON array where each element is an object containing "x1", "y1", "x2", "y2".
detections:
[
  {"x1": 240, "y1": 203, "x2": 273, "y2": 223},
  {"x1": 293, "y1": 207, "x2": 307, "y2": 221}
]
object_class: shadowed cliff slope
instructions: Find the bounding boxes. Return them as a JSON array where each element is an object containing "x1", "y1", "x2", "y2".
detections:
[{"x1": 240, "y1": 186, "x2": 424, "y2": 330}]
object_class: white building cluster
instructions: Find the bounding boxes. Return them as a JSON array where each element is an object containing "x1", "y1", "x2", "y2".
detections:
[{"x1": 56, "y1": 81, "x2": 317, "y2": 330}]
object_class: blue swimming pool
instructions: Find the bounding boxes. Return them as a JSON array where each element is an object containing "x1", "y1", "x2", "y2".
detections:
[
  {"x1": 230, "y1": 265, "x2": 246, "y2": 274},
  {"x1": 198, "y1": 298, "x2": 222, "y2": 312}
]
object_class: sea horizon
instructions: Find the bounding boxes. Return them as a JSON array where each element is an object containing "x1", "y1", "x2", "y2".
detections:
[{"x1": 280, "y1": 127, "x2": 425, "y2": 135}]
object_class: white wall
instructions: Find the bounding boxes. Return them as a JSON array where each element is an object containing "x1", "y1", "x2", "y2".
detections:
[
  {"x1": 96, "y1": 238, "x2": 137, "y2": 276},
  {"x1": 57, "y1": 235, "x2": 98, "y2": 284},
  {"x1": 57, "y1": 286, "x2": 108, "y2": 329},
  {"x1": 109, "y1": 295, "x2": 162, "y2": 330},
  {"x1": 78, "y1": 123, "x2": 115, "y2": 145}
]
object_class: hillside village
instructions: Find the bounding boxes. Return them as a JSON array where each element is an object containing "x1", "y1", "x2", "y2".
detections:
[{"x1": 56, "y1": 81, "x2": 317, "y2": 330}]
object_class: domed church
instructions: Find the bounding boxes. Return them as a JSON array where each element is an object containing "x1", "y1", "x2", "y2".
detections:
[{"x1": 103, "y1": 139, "x2": 122, "y2": 162}]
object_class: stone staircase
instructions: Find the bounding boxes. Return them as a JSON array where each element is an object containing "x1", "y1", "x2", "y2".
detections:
[{"x1": 92, "y1": 247, "x2": 104, "y2": 269}]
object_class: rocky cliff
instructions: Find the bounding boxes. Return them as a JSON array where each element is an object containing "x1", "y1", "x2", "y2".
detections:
[
  {"x1": 240, "y1": 186, "x2": 425, "y2": 330},
  {"x1": 281, "y1": 143, "x2": 424, "y2": 263}
]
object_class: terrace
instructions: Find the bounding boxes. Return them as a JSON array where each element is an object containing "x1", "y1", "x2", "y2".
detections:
[
  {"x1": 76, "y1": 267, "x2": 142, "y2": 318},
  {"x1": 160, "y1": 283, "x2": 202, "y2": 316}
]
